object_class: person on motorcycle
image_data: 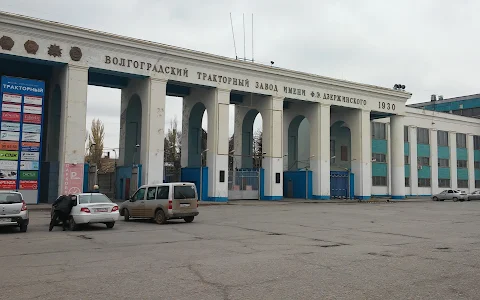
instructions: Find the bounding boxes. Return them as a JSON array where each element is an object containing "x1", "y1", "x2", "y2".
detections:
[{"x1": 49, "y1": 194, "x2": 76, "y2": 231}]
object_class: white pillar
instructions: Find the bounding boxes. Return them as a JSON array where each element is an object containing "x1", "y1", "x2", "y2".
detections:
[
  {"x1": 450, "y1": 131, "x2": 457, "y2": 189},
  {"x1": 350, "y1": 109, "x2": 372, "y2": 200},
  {"x1": 387, "y1": 123, "x2": 392, "y2": 196},
  {"x1": 468, "y1": 134, "x2": 475, "y2": 192},
  {"x1": 205, "y1": 88, "x2": 230, "y2": 202},
  {"x1": 259, "y1": 96, "x2": 284, "y2": 200},
  {"x1": 58, "y1": 65, "x2": 88, "y2": 196},
  {"x1": 409, "y1": 126, "x2": 418, "y2": 196},
  {"x1": 430, "y1": 129, "x2": 439, "y2": 194},
  {"x1": 233, "y1": 105, "x2": 248, "y2": 170},
  {"x1": 139, "y1": 78, "x2": 167, "y2": 185},
  {"x1": 309, "y1": 103, "x2": 330, "y2": 199},
  {"x1": 390, "y1": 116, "x2": 405, "y2": 199}
]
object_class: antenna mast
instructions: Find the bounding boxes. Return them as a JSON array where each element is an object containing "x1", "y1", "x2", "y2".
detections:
[
  {"x1": 230, "y1": 13, "x2": 238, "y2": 59},
  {"x1": 243, "y1": 13, "x2": 246, "y2": 61},
  {"x1": 252, "y1": 13, "x2": 254, "y2": 62}
]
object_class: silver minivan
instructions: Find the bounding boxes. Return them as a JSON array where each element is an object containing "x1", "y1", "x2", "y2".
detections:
[
  {"x1": 119, "y1": 182, "x2": 199, "y2": 224},
  {"x1": 0, "y1": 191, "x2": 29, "y2": 232}
]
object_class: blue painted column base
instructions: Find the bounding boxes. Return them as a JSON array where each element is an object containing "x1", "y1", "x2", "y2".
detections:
[
  {"x1": 261, "y1": 196, "x2": 283, "y2": 201},
  {"x1": 356, "y1": 196, "x2": 371, "y2": 200},
  {"x1": 202, "y1": 197, "x2": 228, "y2": 202},
  {"x1": 391, "y1": 195, "x2": 405, "y2": 200},
  {"x1": 312, "y1": 195, "x2": 330, "y2": 200}
]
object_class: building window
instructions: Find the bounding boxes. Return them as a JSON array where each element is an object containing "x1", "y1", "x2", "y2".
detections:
[
  {"x1": 452, "y1": 110, "x2": 462, "y2": 115},
  {"x1": 341, "y1": 146, "x2": 348, "y2": 161},
  {"x1": 456, "y1": 133, "x2": 467, "y2": 148},
  {"x1": 476, "y1": 180, "x2": 480, "y2": 188},
  {"x1": 372, "y1": 122, "x2": 386, "y2": 140},
  {"x1": 438, "y1": 158, "x2": 449, "y2": 168},
  {"x1": 438, "y1": 179, "x2": 450, "y2": 188},
  {"x1": 437, "y1": 130, "x2": 449, "y2": 147},
  {"x1": 457, "y1": 160, "x2": 467, "y2": 168},
  {"x1": 474, "y1": 136, "x2": 480, "y2": 150},
  {"x1": 330, "y1": 140, "x2": 335, "y2": 164},
  {"x1": 404, "y1": 126, "x2": 409, "y2": 142},
  {"x1": 417, "y1": 127, "x2": 429, "y2": 144},
  {"x1": 405, "y1": 155, "x2": 409, "y2": 165},
  {"x1": 475, "y1": 161, "x2": 480, "y2": 169},
  {"x1": 405, "y1": 177, "x2": 410, "y2": 187},
  {"x1": 372, "y1": 176, "x2": 387, "y2": 186},
  {"x1": 372, "y1": 153, "x2": 386, "y2": 163},
  {"x1": 418, "y1": 157, "x2": 430, "y2": 166},
  {"x1": 462, "y1": 108, "x2": 473, "y2": 117},
  {"x1": 418, "y1": 178, "x2": 431, "y2": 187},
  {"x1": 458, "y1": 180, "x2": 469, "y2": 188}
]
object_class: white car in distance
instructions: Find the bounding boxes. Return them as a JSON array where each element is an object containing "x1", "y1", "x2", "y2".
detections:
[{"x1": 69, "y1": 193, "x2": 119, "y2": 231}]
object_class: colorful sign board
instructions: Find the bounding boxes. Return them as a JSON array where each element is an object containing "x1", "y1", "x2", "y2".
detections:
[{"x1": 0, "y1": 76, "x2": 45, "y2": 197}]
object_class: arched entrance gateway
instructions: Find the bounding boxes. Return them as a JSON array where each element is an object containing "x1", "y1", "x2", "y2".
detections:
[{"x1": 0, "y1": 11, "x2": 410, "y2": 203}]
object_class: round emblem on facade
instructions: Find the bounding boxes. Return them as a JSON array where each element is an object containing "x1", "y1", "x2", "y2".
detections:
[
  {"x1": 69, "y1": 46, "x2": 82, "y2": 61},
  {"x1": 48, "y1": 44, "x2": 62, "y2": 57},
  {"x1": 24, "y1": 40, "x2": 39, "y2": 54},
  {"x1": 0, "y1": 36, "x2": 14, "y2": 51}
]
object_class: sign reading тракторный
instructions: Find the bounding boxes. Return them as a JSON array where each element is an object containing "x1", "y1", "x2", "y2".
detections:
[{"x1": 0, "y1": 76, "x2": 45, "y2": 201}]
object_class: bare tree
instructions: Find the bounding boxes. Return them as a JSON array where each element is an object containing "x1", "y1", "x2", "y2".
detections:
[
  {"x1": 86, "y1": 119, "x2": 105, "y2": 170},
  {"x1": 253, "y1": 129, "x2": 263, "y2": 168}
]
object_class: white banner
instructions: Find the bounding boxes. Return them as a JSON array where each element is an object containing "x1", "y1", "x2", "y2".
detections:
[
  {"x1": 20, "y1": 161, "x2": 39, "y2": 170},
  {"x1": 0, "y1": 131, "x2": 20, "y2": 141},
  {"x1": 2, "y1": 93, "x2": 22, "y2": 104},
  {"x1": 0, "y1": 160, "x2": 18, "y2": 171},
  {"x1": 21, "y1": 152, "x2": 39, "y2": 161},
  {"x1": 21, "y1": 133, "x2": 40, "y2": 142},
  {"x1": 23, "y1": 105, "x2": 42, "y2": 115},
  {"x1": 1, "y1": 122, "x2": 20, "y2": 132},
  {"x1": 22, "y1": 124, "x2": 41, "y2": 133},
  {"x1": 24, "y1": 96, "x2": 43, "y2": 106},
  {"x1": 2, "y1": 103, "x2": 21, "y2": 113}
]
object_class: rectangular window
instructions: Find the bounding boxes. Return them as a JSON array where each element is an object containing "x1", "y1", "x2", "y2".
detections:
[
  {"x1": 462, "y1": 108, "x2": 473, "y2": 117},
  {"x1": 417, "y1": 127, "x2": 430, "y2": 144},
  {"x1": 405, "y1": 177, "x2": 410, "y2": 187},
  {"x1": 474, "y1": 136, "x2": 480, "y2": 150},
  {"x1": 341, "y1": 146, "x2": 348, "y2": 161},
  {"x1": 475, "y1": 161, "x2": 480, "y2": 169},
  {"x1": 438, "y1": 158, "x2": 449, "y2": 167},
  {"x1": 156, "y1": 186, "x2": 169, "y2": 199},
  {"x1": 372, "y1": 176, "x2": 387, "y2": 186},
  {"x1": 476, "y1": 180, "x2": 480, "y2": 188},
  {"x1": 457, "y1": 160, "x2": 467, "y2": 168},
  {"x1": 438, "y1": 179, "x2": 450, "y2": 188},
  {"x1": 437, "y1": 130, "x2": 449, "y2": 146},
  {"x1": 418, "y1": 157, "x2": 430, "y2": 166},
  {"x1": 330, "y1": 140, "x2": 335, "y2": 164},
  {"x1": 373, "y1": 153, "x2": 386, "y2": 163},
  {"x1": 372, "y1": 122, "x2": 386, "y2": 140},
  {"x1": 458, "y1": 180, "x2": 469, "y2": 188},
  {"x1": 418, "y1": 178, "x2": 431, "y2": 187},
  {"x1": 404, "y1": 155, "x2": 409, "y2": 165},
  {"x1": 456, "y1": 133, "x2": 467, "y2": 148},
  {"x1": 404, "y1": 126, "x2": 409, "y2": 142},
  {"x1": 174, "y1": 185, "x2": 196, "y2": 199},
  {"x1": 452, "y1": 110, "x2": 462, "y2": 115}
]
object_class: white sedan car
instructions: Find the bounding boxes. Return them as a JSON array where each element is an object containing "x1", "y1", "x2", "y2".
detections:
[{"x1": 69, "y1": 193, "x2": 119, "y2": 230}]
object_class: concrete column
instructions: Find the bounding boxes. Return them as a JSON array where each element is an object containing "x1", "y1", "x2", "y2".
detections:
[
  {"x1": 350, "y1": 109, "x2": 372, "y2": 200},
  {"x1": 205, "y1": 88, "x2": 230, "y2": 202},
  {"x1": 430, "y1": 129, "x2": 438, "y2": 194},
  {"x1": 259, "y1": 96, "x2": 284, "y2": 200},
  {"x1": 409, "y1": 126, "x2": 418, "y2": 196},
  {"x1": 450, "y1": 131, "x2": 457, "y2": 189},
  {"x1": 309, "y1": 103, "x2": 330, "y2": 199},
  {"x1": 390, "y1": 116, "x2": 405, "y2": 199},
  {"x1": 58, "y1": 65, "x2": 89, "y2": 196},
  {"x1": 387, "y1": 123, "x2": 392, "y2": 196},
  {"x1": 468, "y1": 134, "x2": 475, "y2": 192},
  {"x1": 139, "y1": 78, "x2": 167, "y2": 185}
]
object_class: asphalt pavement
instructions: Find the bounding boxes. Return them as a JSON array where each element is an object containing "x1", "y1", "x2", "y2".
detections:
[{"x1": 1, "y1": 200, "x2": 479, "y2": 299}]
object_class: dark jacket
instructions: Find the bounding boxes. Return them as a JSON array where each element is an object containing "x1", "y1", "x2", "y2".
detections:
[{"x1": 53, "y1": 195, "x2": 74, "y2": 215}]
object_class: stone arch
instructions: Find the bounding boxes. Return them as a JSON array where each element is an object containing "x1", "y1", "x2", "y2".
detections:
[
  {"x1": 240, "y1": 109, "x2": 260, "y2": 168},
  {"x1": 124, "y1": 94, "x2": 142, "y2": 166},
  {"x1": 330, "y1": 120, "x2": 352, "y2": 171},
  {"x1": 287, "y1": 115, "x2": 310, "y2": 170},
  {"x1": 187, "y1": 102, "x2": 207, "y2": 167}
]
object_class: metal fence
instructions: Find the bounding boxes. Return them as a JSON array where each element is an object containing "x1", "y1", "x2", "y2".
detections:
[{"x1": 228, "y1": 169, "x2": 260, "y2": 200}]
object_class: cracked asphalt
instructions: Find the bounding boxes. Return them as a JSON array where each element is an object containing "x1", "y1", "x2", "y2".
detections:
[{"x1": 1, "y1": 200, "x2": 480, "y2": 299}]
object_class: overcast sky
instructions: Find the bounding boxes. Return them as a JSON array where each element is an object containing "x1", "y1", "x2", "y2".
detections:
[{"x1": 2, "y1": 0, "x2": 479, "y2": 151}]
